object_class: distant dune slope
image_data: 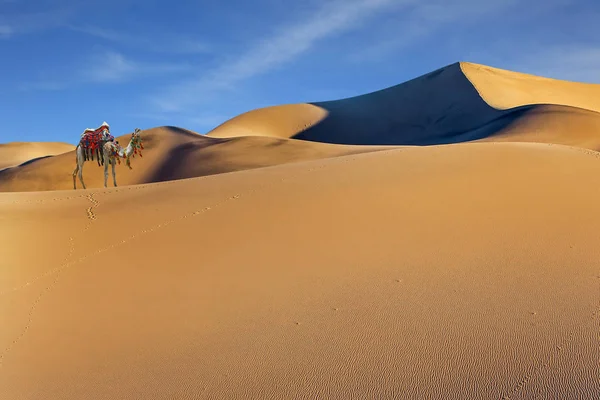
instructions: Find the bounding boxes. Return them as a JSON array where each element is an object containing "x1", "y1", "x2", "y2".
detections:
[
  {"x1": 207, "y1": 62, "x2": 505, "y2": 145},
  {"x1": 3, "y1": 62, "x2": 600, "y2": 193},
  {"x1": 0, "y1": 142, "x2": 74, "y2": 170},
  {"x1": 1, "y1": 142, "x2": 599, "y2": 399},
  {"x1": 460, "y1": 62, "x2": 600, "y2": 111},
  {"x1": 207, "y1": 62, "x2": 600, "y2": 149},
  {"x1": 0, "y1": 127, "x2": 389, "y2": 192},
  {"x1": 475, "y1": 105, "x2": 600, "y2": 149}
]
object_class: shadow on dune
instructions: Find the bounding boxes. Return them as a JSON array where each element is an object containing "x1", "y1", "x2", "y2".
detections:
[
  {"x1": 291, "y1": 63, "x2": 520, "y2": 146},
  {"x1": 295, "y1": 100, "x2": 600, "y2": 147},
  {"x1": 4, "y1": 63, "x2": 600, "y2": 193},
  {"x1": 145, "y1": 139, "x2": 231, "y2": 183},
  {"x1": 204, "y1": 61, "x2": 600, "y2": 149},
  {"x1": 18, "y1": 155, "x2": 54, "y2": 167}
]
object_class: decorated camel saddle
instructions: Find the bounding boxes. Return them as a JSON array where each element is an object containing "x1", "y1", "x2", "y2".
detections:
[{"x1": 79, "y1": 121, "x2": 114, "y2": 165}]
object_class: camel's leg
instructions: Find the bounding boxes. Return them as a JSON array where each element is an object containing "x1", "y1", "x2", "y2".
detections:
[
  {"x1": 78, "y1": 161, "x2": 86, "y2": 189},
  {"x1": 73, "y1": 146, "x2": 82, "y2": 190},
  {"x1": 73, "y1": 163, "x2": 79, "y2": 190},
  {"x1": 111, "y1": 158, "x2": 118, "y2": 187},
  {"x1": 103, "y1": 153, "x2": 110, "y2": 188}
]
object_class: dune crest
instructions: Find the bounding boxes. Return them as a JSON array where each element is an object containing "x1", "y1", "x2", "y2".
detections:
[
  {"x1": 0, "y1": 126, "x2": 389, "y2": 192},
  {"x1": 2, "y1": 61, "x2": 600, "y2": 194},
  {"x1": 0, "y1": 142, "x2": 74, "y2": 171},
  {"x1": 206, "y1": 103, "x2": 329, "y2": 139},
  {"x1": 207, "y1": 62, "x2": 600, "y2": 150},
  {"x1": 460, "y1": 61, "x2": 600, "y2": 112}
]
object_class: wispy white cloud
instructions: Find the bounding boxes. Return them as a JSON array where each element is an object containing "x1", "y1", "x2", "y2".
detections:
[
  {"x1": 183, "y1": 114, "x2": 232, "y2": 129},
  {"x1": 18, "y1": 81, "x2": 66, "y2": 91},
  {"x1": 348, "y1": 0, "x2": 571, "y2": 63},
  {"x1": 507, "y1": 45, "x2": 600, "y2": 84},
  {"x1": 0, "y1": 24, "x2": 13, "y2": 38},
  {"x1": 149, "y1": 0, "x2": 411, "y2": 113},
  {"x1": 83, "y1": 51, "x2": 190, "y2": 83},
  {"x1": 19, "y1": 50, "x2": 192, "y2": 91},
  {"x1": 82, "y1": 51, "x2": 139, "y2": 83},
  {"x1": 0, "y1": 7, "x2": 74, "y2": 39},
  {"x1": 67, "y1": 25, "x2": 211, "y2": 54},
  {"x1": 347, "y1": 18, "x2": 430, "y2": 63},
  {"x1": 127, "y1": 111, "x2": 226, "y2": 133}
]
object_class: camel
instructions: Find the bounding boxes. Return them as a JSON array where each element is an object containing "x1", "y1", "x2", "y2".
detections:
[
  {"x1": 79, "y1": 121, "x2": 111, "y2": 166},
  {"x1": 73, "y1": 128, "x2": 144, "y2": 190}
]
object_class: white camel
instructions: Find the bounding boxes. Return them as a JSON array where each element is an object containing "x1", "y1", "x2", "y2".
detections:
[{"x1": 73, "y1": 128, "x2": 143, "y2": 190}]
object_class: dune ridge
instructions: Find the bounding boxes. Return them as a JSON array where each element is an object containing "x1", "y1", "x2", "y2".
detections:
[
  {"x1": 3, "y1": 62, "x2": 600, "y2": 193},
  {"x1": 0, "y1": 142, "x2": 74, "y2": 171},
  {"x1": 207, "y1": 62, "x2": 600, "y2": 150},
  {"x1": 460, "y1": 61, "x2": 600, "y2": 111},
  {"x1": 0, "y1": 127, "x2": 390, "y2": 192}
]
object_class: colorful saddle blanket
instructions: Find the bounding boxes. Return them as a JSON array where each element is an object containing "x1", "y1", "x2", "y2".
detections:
[
  {"x1": 79, "y1": 122, "x2": 113, "y2": 164},
  {"x1": 80, "y1": 124, "x2": 112, "y2": 151}
]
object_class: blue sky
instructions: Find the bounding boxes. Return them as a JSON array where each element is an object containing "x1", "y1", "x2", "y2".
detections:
[{"x1": 1, "y1": 0, "x2": 598, "y2": 144}]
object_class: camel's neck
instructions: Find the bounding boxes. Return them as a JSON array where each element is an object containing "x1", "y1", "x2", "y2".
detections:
[
  {"x1": 125, "y1": 140, "x2": 134, "y2": 156},
  {"x1": 118, "y1": 140, "x2": 134, "y2": 157}
]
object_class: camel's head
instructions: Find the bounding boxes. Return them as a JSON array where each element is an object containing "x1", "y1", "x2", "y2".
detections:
[
  {"x1": 132, "y1": 128, "x2": 143, "y2": 146},
  {"x1": 131, "y1": 128, "x2": 142, "y2": 141},
  {"x1": 125, "y1": 128, "x2": 144, "y2": 169}
]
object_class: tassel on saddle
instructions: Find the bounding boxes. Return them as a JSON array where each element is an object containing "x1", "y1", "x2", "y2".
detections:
[{"x1": 82, "y1": 145, "x2": 105, "y2": 166}]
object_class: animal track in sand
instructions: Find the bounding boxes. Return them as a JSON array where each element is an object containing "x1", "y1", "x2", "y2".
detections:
[
  {"x1": 0, "y1": 153, "x2": 363, "y2": 297},
  {"x1": 0, "y1": 149, "x2": 385, "y2": 206},
  {"x1": 85, "y1": 193, "x2": 98, "y2": 221},
  {"x1": 0, "y1": 238, "x2": 75, "y2": 367},
  {"x1": 0, "y1": 194, "x2": 101, "y2": 367},
  {"x1": 0, "y1": 152, "x2": 389, "y2": 369}
]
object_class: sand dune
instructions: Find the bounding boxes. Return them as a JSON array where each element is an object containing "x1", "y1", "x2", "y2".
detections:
[
  {"x1": 461, "y1": 61, "x2": 600, "y2": 111},
  {"x1": 3, "y1": 62, "x2": 600, "y2": 193},
  {"x1": 0, "y1": 126, "x2": 389, "y2": 192},
  {"x1": 476, "y1": 104, "x2": 600, "y2": 149},
  {"x1": 0, "y1": 142, "x2": 74, "y2": 171},
  {"x1": 207, "y1": 62, "x2": 503, "y2": 145},
  {"x1": 1, "y1": 142, "x2": 599, "y2": 399},
  {"x1": 207, "y1": 62, "x2": 600, "y2": 149},
  {"x1": 2, "y1": 61, "x2": 600, "y2": 398}
]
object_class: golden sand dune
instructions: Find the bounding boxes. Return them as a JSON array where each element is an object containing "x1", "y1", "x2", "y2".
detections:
[
  {"x1": 1, "y1": 142, "x2": 599, "y2": 399},
  {"x1": 207, "y1": 62, "x2": 600, "y2": 149},
  {"x1": 476, "y1": 104, "x2": 600, "y2": 149},
  {"x1": 461, "y1": 62, "x2": 600, "y2": 111},
  {"x1": 0, "y1": 127, "x2": 388, "y2": 192},
  {"x1": 3, "y1": 62, "x2": 600, "y2": 194},
  {"x1": 0, "y1": 142, "x2": 74, "y2": 171}
]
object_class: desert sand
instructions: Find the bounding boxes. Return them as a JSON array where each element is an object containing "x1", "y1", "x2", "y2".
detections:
[
  {"x1": 0, "y1": 142, "x2": 74, "y2": 171},
  {"x1": 0, "y1": 127, "x2": 389, "y2": 192},
  {"x1": 1, "y1": 62, "x2": 600, "y2": 399}
]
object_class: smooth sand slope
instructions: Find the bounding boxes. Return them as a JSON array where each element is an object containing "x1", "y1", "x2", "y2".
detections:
[
  {"x1": 475, "y1": 104, "x2": 600, "y2": 149},
  {"x1": 0, "y1": 142, "x2": 74, "y2": 171},
  {"x1": 1, "y1": 142, "x2": 600, "y2": 399},
  {"x1": 461, "y1": 61, "x2": 600, "y2": 111},
  {"x1": 207, "y1": 62, "x2": 600, "y2": 149},
  {"x1": 0, "y1": 127, "x2": 388, "y2": 192}
]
